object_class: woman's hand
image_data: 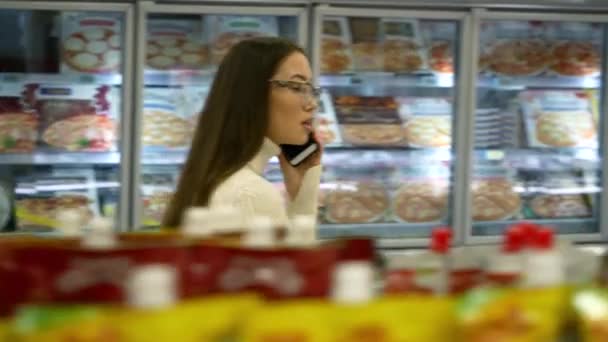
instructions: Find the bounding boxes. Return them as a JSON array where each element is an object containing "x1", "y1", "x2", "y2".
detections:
[{"x1": 279, "y1": 135, "x2": 323, "y2": 201}]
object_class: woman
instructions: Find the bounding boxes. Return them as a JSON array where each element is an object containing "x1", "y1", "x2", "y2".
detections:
[{"x1": 162, "y1": 37, "x2": 322, "y2": 228}]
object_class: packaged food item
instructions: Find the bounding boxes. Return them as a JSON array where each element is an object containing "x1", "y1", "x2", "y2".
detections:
[
  {"x1": 379, "y1": 18, "x2": 424, "y2": 73},
  {"x1": 391, "y1": 164, "x2": 449, "y2": 223},
  {"x1": 142, "y1": 87, "x2": 199, "y2": 149},
  {"x1": 146, "y1": 19, "x2": 207, "y2": 70},
  {"x1": 324, "y1": 181, "x2": 389, "y2": 224},
  {"x1": 140, "y1": 167, "x2": 179, "y2": 227},
  {"x1": 15, "y1": 168, "x2": 99, "y2": 231},
  {"x1": 0, "y1": 81, "x2": 38, "y2": 153},
  {"x1": 207, "y1": 15, "x2": 279, "y2": 65},
  {"x1": 24, "y1": 83, "x2": 117, "y2": 151},
  {"x1": 520, "y1": 90, "x2": 597, "y2": 148},
  {"x1": 479, "y1": 21, "x2": 550, "y2": 76},
  {"x1": 421, "y1": 21, "x2": 458, "y2": 74},
  {"x1": 315, "y1": 91, "x2": 343, "y2": 146},
  {"x1": 587, "y1": 89, "x2": 599, "y2": 127},
  {"x1": 321, "y1": 16, "x2": 353, "y2": 74},
  {"x1": 471, "y1": 166, "x2": 521, "y2": 222},
  {"x1": 350, "y1": 17, "x2": 382, "y2": 71},
  {"x1": 546, "y1": 22, "x2": 601, "y2": 77},
  {"x1": 60, "y1": 12, "x2": 122, "y2": 74},
  {"x1": 398, "y1": 97, "x2": 452, "y2": 148},
  {"x1": 334, "y1": 96, "x2": 404, "y2": 146}
]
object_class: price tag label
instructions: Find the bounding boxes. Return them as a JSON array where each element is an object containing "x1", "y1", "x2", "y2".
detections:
[{"x1": 485, "y1": 150, "x2": 505, "y2": 160}]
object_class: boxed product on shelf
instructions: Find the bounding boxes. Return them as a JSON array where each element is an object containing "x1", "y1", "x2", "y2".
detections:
[
  {"x1": 146, "y1": 18, "x2": 207, "y2": 71},
  {"x1": 519, "y1": 90, "x2": 597, "y2": 148},
  {"x1": 349, "y1": 17, "x2": 383, "y2": 71},
  {"x1": 23, "y1": 83, "x2": 117, "y2": 152},
  {"x1": 15, "y1": 168, "x2": 100, "y2": 231},
  {"x1": 206, "y1": 15, "x2": 279, "y2": 65},
  {"x1": 397, "y1": 97, "x2": 452, "y2": 148},
  {"x1": 141, "y1": 167, "x2": 179, "y2": 227},
  {"x1": 479, "y1": 20, "x2": 551, "y2": 77},
  {"x1": 471, "y1": 164, "x2": 522, "y2": 222},
  {"x1": 321, "y1": 16, "x2": 353, "y2": 74},
  {"x1": 545, "y1": 21, "x2": 601, "y2": 77},
  {"x1": 0, "y1": 81, "x2": 38, "y2": 153},
  {"x1": 142, "y1": 87, "x2": 202, "y2": 149},
  {"x1": 315, "y1": 91, "x2": 342, "y2": 147},
  {"x1": 324, "y1": 180, "x2": 390, "y2": 224},
  {"x1": 523, "y1": 171, "x2": 593, "y2": 219},
  {"x1": 391, "y1": 164, "x2": 450, "y2": 223},
  {"x1": 333, "y1": 96, "x2": 405, "y2": 146},
  {"x1": 421, "y1": 21, "x2": 457, "y2": 74},
  {"x1": 60, "y1": 12, "x2": 122, "y2": 74},
  {"x1": 379, "y1": 17, "x2": 425, "y2": 73},
  {"x1": 474, "y1": 107, "x2": 520, "y2": 149}
]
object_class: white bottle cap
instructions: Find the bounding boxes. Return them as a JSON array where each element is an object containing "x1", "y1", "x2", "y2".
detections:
[
  {"x1": 332, "y1": 261, "x2": 374, "y2": 304},
  {"x1": 127, "y1": 264, "x2": 177, "y2": 309},
  {"x1": 56, "y1": 209, "x2": 83, "y2": 237},
  {"x1": 208, "y1": 206, "x2": 243, "y2": 235},
  {"x1": 82, "y1": 216, "x2": 116, "y2": 249},
  {"x1": 244, "y1": 215, "x2": 274, "y2": 247},
  {"x1": 182, "y1": 207, "x2": 211, "y2": 237},
  {"x1": 286, "y1": 215, "x2": 317, "y2": 246}
]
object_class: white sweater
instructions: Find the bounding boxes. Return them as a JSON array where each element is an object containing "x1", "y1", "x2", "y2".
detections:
[{"x1": 209, "y1": 138, "x2": 321, "y2": 226}]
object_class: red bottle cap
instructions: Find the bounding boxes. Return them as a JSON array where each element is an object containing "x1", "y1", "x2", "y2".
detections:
[
  {"x1": 503, "y1": 225, "x2": 524, "y2": 253},
  {"x1": 532, "y1": 227, "x2": 555, "y2": 250},
  {"x1": 517, "y1": 221, "x2": 540, "y2": 248},
  {"x1": 431, "y1": 227, "x2": 452, "y2": 254}
]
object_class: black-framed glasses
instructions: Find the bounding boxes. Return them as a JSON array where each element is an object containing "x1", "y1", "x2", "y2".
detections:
[{"x1": 269, "y1": 79, "x2": 322, "y2": 102}]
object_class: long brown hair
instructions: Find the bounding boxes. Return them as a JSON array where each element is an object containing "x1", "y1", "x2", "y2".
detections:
[{"x1": 162, "y1": 37, "x2": 304, "y2": 227}]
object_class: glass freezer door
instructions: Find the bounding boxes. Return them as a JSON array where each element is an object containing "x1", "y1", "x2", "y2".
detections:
[
  {"x1": 469, "y1": 13, "x2": 607, "y2": 239},
  {"x1": 313, "y1": 7, "x2": 467, "y2": 245},
  {"x1": 135, "y1": 5, "x2": 307, "y2": 229},
  {"x1": 0, "y1": 3, "x2": 132, "y2": 233}
]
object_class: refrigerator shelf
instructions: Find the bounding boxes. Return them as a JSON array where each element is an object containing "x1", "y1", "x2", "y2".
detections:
[
  {"x1": 477, "y1": 75, "x2": 600, "y2": 90},
  {"x1": 319, "y1": 72, "x2": 454, "y2": 89},
  {"x1": 475, "y1": 148, "x2": 599, "y2": 165},
  {"x1": 318, "y1": 222, "x2": 439, "y2": 239},
  {"x1": 0, "y1": 73, "x2": 122, "y2": 86},
  {"x1": 0, "y1": 151, "x2": 120, "y2": 165},
  {"x1": 472, "y1": 217, "x2": 598, "y2": 235}
]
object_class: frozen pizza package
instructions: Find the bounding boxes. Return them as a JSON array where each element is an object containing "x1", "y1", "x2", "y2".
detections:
[
  {"x1": 479, "y1": 20, "x2": 550, "y2": 77},
  {"x1": 24, "y1": 83, "x2": 117, "y2": 152},
  {"x1": 321, "y1": 16, "x2": 353, "y2": 74},
  {"x1": 60, "y1": 12, "x2": 122, "y2": 74},
  {"x1": 421, "y1": 21, "x2": 457, "y2": 74},
  {"x1": 334, "y1": 96, "x2": 404, "y2": 146},
  {"x1": 471, "y1": 165, "x2": 522, "y2": 222},
  {"x1": 15, "y1": 168, "x2": 99, "y2": 231},
  {"x1": 142, "y1": 87, "x2": 200, "y2": 150},
  {"x1": 324, "y1": 180, "x2": 390, "y2": 224},
  {"x1": 349, "y1": 17, "x2": 383, "y2": 71},
  {"x1": 520, "y1": 90, "x2": 597, "y2": 148},
  {"x1": 146, "y1": 19, "x2": 207, "y2": 71},
  {"x1": 0, "y1": 81, "x2": 38, "y2": 153},
  {"x1": 206, "y1": 15, "x2": 279, "y2": 66},
  {"x1": 379, "y1": 18, "x2": 425, "y2": 73},
  {"x1": 523, "y1": 172, "x2": 592, "y2": 220},
  {"x1": 545, "y1": 21, "x2": 602, "y2": 77},
  {"x1": 391, "y1": 164, "x2": 450, "y2": 224},
  {"x1": 140, "y1": 167, "x2": 179, "y2": 227},
  {"x1": 397, "y1": 97, "x2": 452, "y2": 148},
  {"x1": 315, "y1": 91, "x2": 342, "y2": 147}
]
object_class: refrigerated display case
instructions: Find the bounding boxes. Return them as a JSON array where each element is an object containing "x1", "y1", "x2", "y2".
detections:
[
  {"x1": 464, "y1": 11, "x2": 608, "y2": 243},
  {"x1": 0, "y1": 2, "x2": 133, "y2": 232},
  {"x1": 311, "y1": 7, "x2": 469, "y2": 246},
  {"x1": 133, "y1": 3, "x2": 309, "y2": 229}
]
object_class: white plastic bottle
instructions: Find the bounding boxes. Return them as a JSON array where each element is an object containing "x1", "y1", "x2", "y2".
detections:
[
  {"x1": 126, "y1": 264, "x2": 177, "y2": 309},
  {"x1": 522, "y1": 227, "x2": 564, "y2": 288},
  {"x1": 286, "y1": 215, "x2": 317, "y2": 246},
  {"x1": 207, "y1": 206, "x2": 244, "y2": 238},
  {"x1": 82, "y1": 216, "x2": 116, "y2": 249},
  {"x1": 332, "y1": 261, "x2": 375, "y2": 304},
  {"x1": 243, "y1": 215, "x2": 275, "y2": 248},
  {"x1": 486, "y1": 225, "x2": 525, "y2": 286},
  {"x1": 181, "y1": 207, "x2": 211, "y2": 237}
]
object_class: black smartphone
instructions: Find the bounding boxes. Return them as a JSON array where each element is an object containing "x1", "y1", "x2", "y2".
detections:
[{"x1": 280, "y1": 134, "x2": 319, "y2": 166}]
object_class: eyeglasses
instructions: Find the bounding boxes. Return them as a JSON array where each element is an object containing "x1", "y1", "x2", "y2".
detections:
[{"x1": 269, "y1": 79, "x2": 322, "y2": 103}]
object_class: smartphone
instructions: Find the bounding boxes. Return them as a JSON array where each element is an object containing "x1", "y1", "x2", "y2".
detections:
[{"x1": 280, "y1": 134, "x2": 319, "y2": 166}]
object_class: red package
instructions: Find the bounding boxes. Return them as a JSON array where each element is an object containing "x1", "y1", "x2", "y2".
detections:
[{"x1": 0, "y1": 81, "x2": 38, "y2": 152}]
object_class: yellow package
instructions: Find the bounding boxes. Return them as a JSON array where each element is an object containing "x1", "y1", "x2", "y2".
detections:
[
  {"x1": 574, "y1": 287, "x2": 608, "y2": 342},
  {"x1": 458, "y1": 286, "x2": 569, "y2": 342},
  {"x1": 241, "y1": 300, "x2": 332, "y2": 342}
]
